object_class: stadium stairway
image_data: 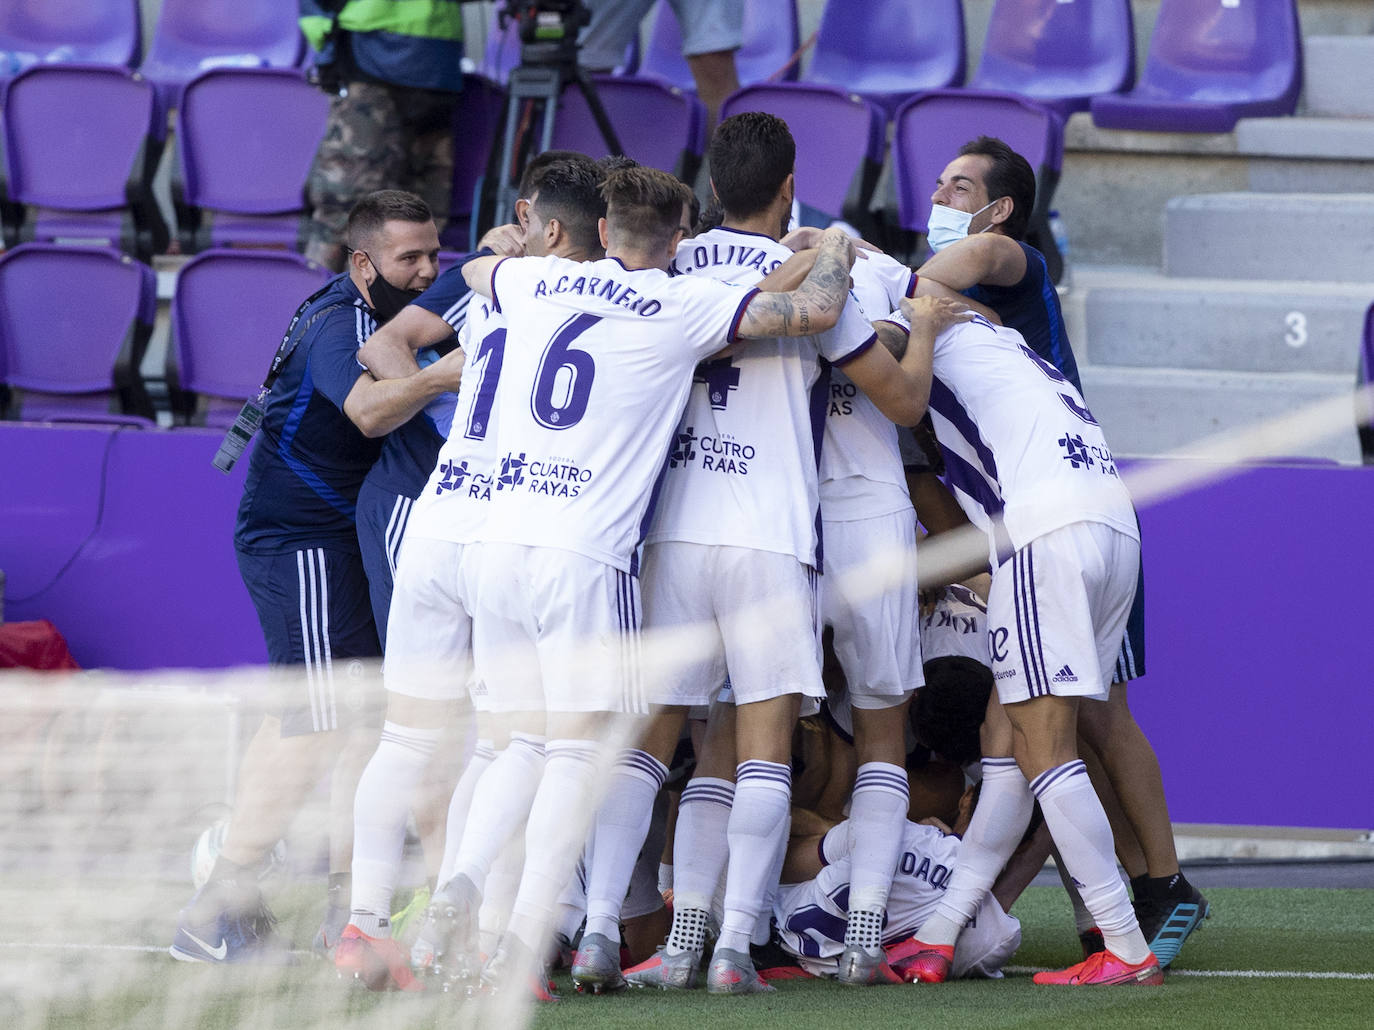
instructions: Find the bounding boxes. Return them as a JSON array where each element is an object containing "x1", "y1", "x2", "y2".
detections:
[{"x1": 1053, "y1": 20, "x2": 1374, "y2": 464}]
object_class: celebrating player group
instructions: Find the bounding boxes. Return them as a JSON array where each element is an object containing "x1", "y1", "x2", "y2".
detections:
[{"x1": 171, "y1": 110, "x2": 1210, "y2": 1000}]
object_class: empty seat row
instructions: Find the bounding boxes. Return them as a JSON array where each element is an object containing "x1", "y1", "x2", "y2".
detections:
[
  {"x1": 0, "y1": 0, "x2": 302, "y2": 113},
  {"x1": 0, "y1": 243, "x2": 330, "y2": 429}
]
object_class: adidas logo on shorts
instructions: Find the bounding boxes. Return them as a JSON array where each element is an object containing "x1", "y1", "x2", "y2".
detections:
[{"x1": 1052, "y1": 665, "x2": 1078, "y2": 683}]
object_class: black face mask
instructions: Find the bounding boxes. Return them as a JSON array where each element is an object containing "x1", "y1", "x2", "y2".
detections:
[{"x1": 363, "y1": 253, "x2": 424, "y2": 323}]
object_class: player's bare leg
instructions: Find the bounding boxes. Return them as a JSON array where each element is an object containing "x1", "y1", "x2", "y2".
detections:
[
  {"x1": 220, "y1": 716, "x2": 341, "y2": 869},
  {"x1": 171, "y1": 715, "x2": 342, "y2": 963},
  {"x1": 838, "y1": 700, "x2": 912, "y2": 984}
]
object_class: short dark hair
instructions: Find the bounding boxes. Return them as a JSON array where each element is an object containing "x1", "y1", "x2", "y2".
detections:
[
  {"x1": 345, "y1": 190, "x2": 432, "y2": 252},
  {"x1": 709, "y1": 111, "x2": 795, "y2": 220},
  {"x1": 600, "y1": 165, "x2": 693, "y2": 252},
  {"x1": 912, "y1": 656, "x2": 993, "y2": 766},
  {"x1": 522, "y1": 151, "x2": 606, "y2": 253},
  {"x1": 957, "y1": 136, "x2": 1035, "y2": 241}
]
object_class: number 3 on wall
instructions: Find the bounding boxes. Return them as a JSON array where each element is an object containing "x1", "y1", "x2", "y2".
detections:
[{"x1": 531, "y1": 313, "x2": 600, "y2": 429}]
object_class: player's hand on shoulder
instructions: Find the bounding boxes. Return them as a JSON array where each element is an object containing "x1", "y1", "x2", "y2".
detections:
[
  {"x1": 478, "y1": 222, "x2": 526, "y2": 257},
  {"x1": 900, "y1": 294, "x2": 974, "y2": 334},
  {"x1": 781, "y1": 226, "x2": 823, "y2": 252}
]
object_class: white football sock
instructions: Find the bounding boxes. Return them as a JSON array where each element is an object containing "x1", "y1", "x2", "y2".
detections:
[
  {"x1": 349, "y1": 722, "x2": 440, "y2": 937},
  {"x1": 717, "y1": 760, "x2": 791, "y2": 954},
  {"x1": 669, "y1": 777, "x2": 734, "y2": 915},
  {"x1": 846, "y1": 761, "x2": 911, "y2": 918},
  {"x1": 752, "y1": 813, "x2": 789, "y2": 946},
  {"x1": 584, "y1": 749, "x2": 668, "y2": 942},
  {"x1": 448, "y1": 731, "x2": 545, "y2": 896},
  {"x1": 437, "y1": 738, "x2": 496, "y2": 886},
  {"x1": 921, "y1": 756, "x2": 1033, "y2": 948},
  {"x1": 1032, "y1": 760, "x2": 1150, "y2": 964},
  {"x1": 664, "y1": 776, "x2": 734, "y2": 956},
  {"x1": 505, "y1": 739, "x2": 601, "y2": 953}
]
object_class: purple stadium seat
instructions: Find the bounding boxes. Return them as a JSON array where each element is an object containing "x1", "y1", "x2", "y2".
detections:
[
  {"x1": 0, "y1": 0, "x2": 141, "y2": 80},
  {"x1": 971, "y1": 0, "x2": 1134, "y2": 118},
  {"x1": 720, "y1": 83, "x2": 885, "y2": 228},
  {"x1": 804, "y1": 0, "x2": 965, "y2": 116},
  {"x1": 167, "y1": 250, "x2": 330, "y2": 427},
  {"x1": 140, "y1": 0, "x2": 304, "y2": 115},
  {"x1": 1090, "y1": 0, "x2": 1301, "y2": 133},
  {"x1": 0, "y1": 423, "x2": 115, "y2": 603},
  {"x1": 0, "y1": 64, "x2": 166, "y2": 259},
  {"x1": 0, "y1": 243, "x2": 156, "y2": 425},
  {"x1": 443, "y1": 73, "x2": 506, "y2": 251},
  {"x1": 640, "y1": 0, "x2": 799, "y2": 92},
  {"x1": 0, "y1": 422, "x2": 268, "y2": 669},
  {"x1": 551, "y1": 75, "x2": 706, "y2": 180},
  {"x1": 172, "y1": 67, "x2": 329, "y2": 253}
]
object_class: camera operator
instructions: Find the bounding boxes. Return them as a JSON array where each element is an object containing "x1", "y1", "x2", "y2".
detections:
[{"x1": 299, "y1": 1, "x2": 467, "y2": 271}]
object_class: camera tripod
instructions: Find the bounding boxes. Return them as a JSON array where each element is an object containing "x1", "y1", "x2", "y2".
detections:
[{"x1": 475, "y1": 3, "x2": 624, "y2": 233}]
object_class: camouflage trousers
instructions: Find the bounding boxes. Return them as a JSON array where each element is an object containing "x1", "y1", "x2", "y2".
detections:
[{"x1": 304, "y1": 79, "x2": 459, "y2": 271}]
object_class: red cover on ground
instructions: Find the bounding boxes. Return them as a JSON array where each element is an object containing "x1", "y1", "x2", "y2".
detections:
[{"x1": 0, "y1": 619, "x2": 81, "y2": 670}]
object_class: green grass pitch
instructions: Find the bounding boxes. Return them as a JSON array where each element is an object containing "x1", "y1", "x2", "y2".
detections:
[{"x1": 3, "y1": 880, "x2": 1371, "y2": 1029}]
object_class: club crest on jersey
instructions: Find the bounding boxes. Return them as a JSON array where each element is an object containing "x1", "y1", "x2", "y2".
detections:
[{"x1": 694, "y1": 358, "x2": 740, "y2": 410}]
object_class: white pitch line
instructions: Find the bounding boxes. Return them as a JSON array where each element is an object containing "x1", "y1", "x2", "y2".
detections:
[{"x1": 1005, "y1": 965, "x2": 1374, "y2": 981}]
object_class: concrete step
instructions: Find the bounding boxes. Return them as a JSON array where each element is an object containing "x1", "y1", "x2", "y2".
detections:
[
  {"x1": 1077, "y1": 364, "x2": 1361, "y2": 464},
  {"x1": 1066, "y1": 266, "x2": 1372, "y2": 374},
  {"x1": 1163, "y1": 193, "x2": 1374, "y2": 282},
  {"x1": 1059, "y1": 114, "x2": 1374, "y2": 267},
  {"x1": 1300, "y1": 36, "x2": 1374, "y2": 118}
]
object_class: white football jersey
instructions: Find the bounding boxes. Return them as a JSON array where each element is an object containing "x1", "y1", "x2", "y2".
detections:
[
  {"x1": 819, "y1": 250, "x2": 914, "y2": 522},
  {"x1": 920, "y1": 584, "x2": 989, "y2": 665},
  {"x1": 884, "y1": 311, "x2": 1138, "y2": 563},
  {"x1": 776, "y1": 819, "x2": 1021, "y2": 979},
  {"x1": 647, "y1": 227, "x2": 877, "y2": 566},
  {"x1": 480, "y1": 253, "x2": 757, "y2": 573},
  {"x1": 406, "y1": 298, "x2": 506, "y2": 545}
]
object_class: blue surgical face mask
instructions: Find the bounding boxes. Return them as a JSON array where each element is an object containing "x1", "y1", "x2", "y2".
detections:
[{"x1": 926, "y1": 200, "x2": 997, "y2": 252}]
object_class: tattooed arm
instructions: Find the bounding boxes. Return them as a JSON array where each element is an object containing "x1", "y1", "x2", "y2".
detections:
[{"x1": 734, "y1": 228, "x2": 856, "y2": 339}]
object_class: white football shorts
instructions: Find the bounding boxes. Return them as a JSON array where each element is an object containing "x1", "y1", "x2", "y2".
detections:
[
  {"x1": 470, "y1": 542, "x2": 646, "y2": 715},
  {"x1": 382, "y1": 535, "x2": 477, "y2": 702},
  {"x1": 821, "y1": 506, "x2": 923, "y2": 709},
  {"x1": 641, "y1": 541, "x2": 823, "y2": 707},
  {"x1": 985, "y1": 521, "x2": 1140, "y2": 705}
]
